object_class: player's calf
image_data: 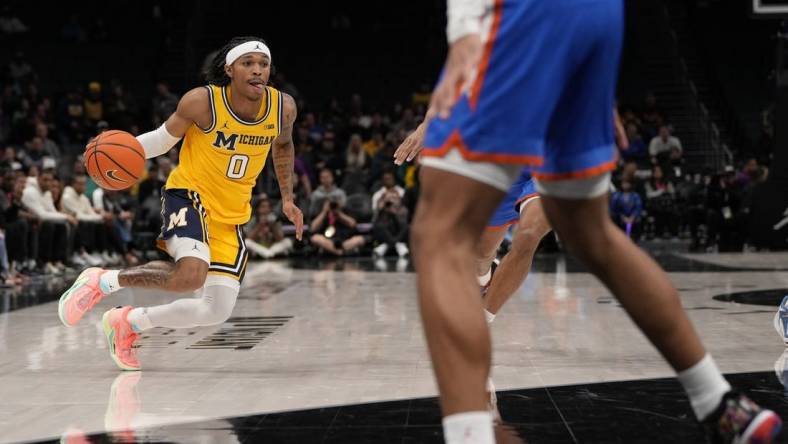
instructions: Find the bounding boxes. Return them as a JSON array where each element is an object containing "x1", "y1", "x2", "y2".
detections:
[{"x1": 113, "y1": 257, "x2": 208, "y2": 294}]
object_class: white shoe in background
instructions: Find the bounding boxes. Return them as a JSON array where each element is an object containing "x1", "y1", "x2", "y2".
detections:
[
  {"x1": 373, "y1": 244, "x2": 388, "y2": 257},
  {"x1": 83, "y1": 252, "x2": 104, "y2": 266},
  {"x1": 396, "y1": 257, "x2": 409, "y2": 272},
  {"x1": 101, "y1": 252, "x2": 114, "y2": 264},
  {"x1": 45, "y1": 262, "x2": 61, "y2": 275},
  {"x1": 71, "y1": 253, "x2": 87, "y2": 267},
  {"x1": 109, "y1": 253, "x2": 123, "y2": 265}
]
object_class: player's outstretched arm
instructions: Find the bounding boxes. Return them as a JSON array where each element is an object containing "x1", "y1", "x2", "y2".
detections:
[
  {"x1": 272, "y1": 93, "x2": 304, "y2": 240},
  {"x1": 136, "y1": 87, "x2": 212, "y2": 159},
  {"x1": 393, "y1": 121, "x2": 427, "y2": 165}
]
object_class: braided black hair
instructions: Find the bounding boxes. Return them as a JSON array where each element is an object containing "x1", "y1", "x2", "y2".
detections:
[{"x1": 205, "y1": 36, "x2": 273, "y2": 86}]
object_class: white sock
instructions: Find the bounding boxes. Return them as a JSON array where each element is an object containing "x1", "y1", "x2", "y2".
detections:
[
  {"x1": 99, "y1": 270, "x2": 123, "y2": 294},
  {"x1": 443, "y1": 411, "x2": 495, "y2": 444},
  {"x1": 477, "y1": 267, "x2": 492, "y2": 286},
  {"x1": 484, "y1": 309, "x2": 496, "y2": 324},
  {"x1": 127, "y1": 307, "x2": 153, "y2": 332},
  {"x1": 676, "y1": 354, "x2": 731, "y2": 420}
]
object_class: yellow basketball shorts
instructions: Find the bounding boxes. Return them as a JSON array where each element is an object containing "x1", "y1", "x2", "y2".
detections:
[{"x1": 157, "y1": 188, "x2": 249, "y2": 283}]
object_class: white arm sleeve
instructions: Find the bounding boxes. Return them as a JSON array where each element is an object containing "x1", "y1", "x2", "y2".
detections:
[
  {"x1": 447, "y1": 0, "x2": 485, "y2": 43},
  {"x1": 136, "y1": 124, "x2": 181, "y2": 159}
]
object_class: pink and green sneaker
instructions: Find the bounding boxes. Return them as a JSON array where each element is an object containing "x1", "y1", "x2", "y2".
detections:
[
  {"x1": 102, "y1": 306, "x2": 140, "y2": 371},
  {"x1": 58, "y1": 267, "x2": 108, "y2": 327}
]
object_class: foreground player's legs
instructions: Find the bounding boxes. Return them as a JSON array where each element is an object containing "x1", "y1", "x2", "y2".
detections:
[
  {"x1": 483, "y1": 199, "x2": 551, "y2": 317},
  {"x1": 101, "y1": 275, "x2": 238, "y2": 371},
  {"x1": 59, "y1": 255, "x2": 208, "y2": 327},
  {"x1": 538, "y1": 177, "x2": 781, "y2": 442},
  {"x1": 411, "y1": 167, "x2": 505, "y2": 415}
]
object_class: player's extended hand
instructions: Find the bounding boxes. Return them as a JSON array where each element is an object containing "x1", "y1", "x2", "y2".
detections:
[
  {"x1": 394, "y1": 123, "x2": 426, "y2": 165},
  {"x1": 282, "y1": 200, "x2": 304, "y2": 241},
  {"x1": 429, "y1": 34, "x2": 483, "y2": 120}
]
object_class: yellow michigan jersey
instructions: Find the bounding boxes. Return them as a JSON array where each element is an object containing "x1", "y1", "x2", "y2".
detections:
[
  {"x1": 166, "y1": 84, "x2": 282, "y2": 224},
  {"x1": 161, "y1": 84, "x2": 282, "y2": 281}
]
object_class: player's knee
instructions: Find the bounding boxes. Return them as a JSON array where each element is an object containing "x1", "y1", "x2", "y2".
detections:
[
  {"x1": 557, "y1": 224, "x2": 614, "y2": 266},
  {"x1": 173, "y1": 275, "x2": 206, "y2": 293},
  {"x1": 410, "y1": 222, "x2": 440, "y2": 258},
  {"x1": 512, "y1": 226, "x2": 548, "y2": 257},
  {"x1": 196, "y1": 301, "x2": 233, "y2": 326},
  {"x1": 195, "y1": 279, "x2": 238, "y2": 326},
  {"x1": 171, "y1": 260, "x2": 208, "y2": 293}
]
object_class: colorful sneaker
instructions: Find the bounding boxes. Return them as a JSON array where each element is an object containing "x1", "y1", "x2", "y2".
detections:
[
  {"x1": 102, "y1": 306, "x2": 140, "y2": 371},
  {"x1": 480, "y1": 258, "x2": 500, "y2": 296},
  {"x1": 773, "y1": 295, "x2": 788, "y2": 346},
  {"x1": 58, "y1": 267, "x2": 108, "y2": 327},
  {"x1": 702, "y1": 391, "x2": 781, "y2": 444}
]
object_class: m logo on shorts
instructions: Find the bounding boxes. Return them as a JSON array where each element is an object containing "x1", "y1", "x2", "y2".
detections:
[{"x1": 167, "y1": 207, "x2": 189, "y2": 230}]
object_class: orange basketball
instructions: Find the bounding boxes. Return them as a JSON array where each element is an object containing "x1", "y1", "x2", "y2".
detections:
[{"x1": 85, "y1": 130, "x2": 145, "y2": 191}]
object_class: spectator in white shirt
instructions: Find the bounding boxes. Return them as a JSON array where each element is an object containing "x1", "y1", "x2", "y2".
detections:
[
  {"x1": 371, "y1": 170, "x2": 405, "y2": 213},
  {"x1": 62, "y1": 174, "x2": 106, "y2": 266},
  {"x1": 21, "y1": 171, "x2": 74, "y2": 273},
  {"x1": 648, "y1": 125, "x2": 683, "y2": 160}
]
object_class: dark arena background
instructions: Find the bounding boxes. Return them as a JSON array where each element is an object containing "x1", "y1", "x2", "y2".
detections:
[{"x1": 1, "y1": 1, "x2": 788, "y2": 443}]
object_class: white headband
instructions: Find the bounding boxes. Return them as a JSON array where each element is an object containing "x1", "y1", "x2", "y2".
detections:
[{"x1": 225, "y1": 41, "x2": 271, "y2": 66}]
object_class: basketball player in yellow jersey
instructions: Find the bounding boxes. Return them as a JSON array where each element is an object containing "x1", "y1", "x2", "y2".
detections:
[{"x1": 57, "y1": 36, "x2": 303, "y2": 371}]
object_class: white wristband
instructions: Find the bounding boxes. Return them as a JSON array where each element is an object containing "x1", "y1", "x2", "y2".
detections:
[
  {"x1": 447, "y1": 0, "x2": 484, "y2": 43},
  {"x1": 136, "y1": 124, "x2": 181, "y2": 159}
]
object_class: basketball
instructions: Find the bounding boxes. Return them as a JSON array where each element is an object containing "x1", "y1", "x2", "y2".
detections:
[{"x1": 84, "y1": 130, "x2": 146, "y2": 191}]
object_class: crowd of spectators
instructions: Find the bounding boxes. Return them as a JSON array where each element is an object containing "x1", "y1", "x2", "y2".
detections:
[
  {"x1": 0, "y1": 51, "x2": 427, "y2": 287},
  {"x1": 610, "y1": 94, "x2": 770, "y2": 252},
  {"x1": 0, "y1": 50, "x2": 777, "y2": 288},
  {"x1": 0, "y1": 52, "x2": 176, "y2": 285}
]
